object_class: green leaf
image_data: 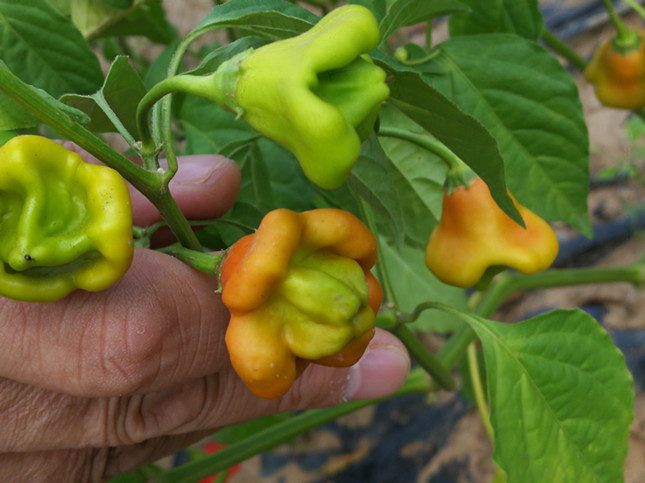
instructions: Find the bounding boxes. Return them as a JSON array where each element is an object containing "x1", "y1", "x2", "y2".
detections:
[
  {"x1": 349, "y1": 0, "x2": 387, "y2": 22},
  {"x1": 47, "y1": 0, "x2": 71, "y2": 15},
  {"x1": 349, "y1": 135, "x2": 405, "y2": 247},
  {"x1": 427, "y1": 34, "x2": 591, "y2": 235},
  {"x1": 381, "y1": 243, "x2": 467, "y2": 333},
  {"x1": 0, "y1": 92, "x2": 39, "y2": 130},
  {"x1": 0, "y1": 0, "x2": 103, "y2": 97},
  {"x1": 179, "y1": 96, "x2": 256, "y2": 155},
  {"x1": 382, "y1": 67, "x2": 522, "y2": 225},
  {"x1": 102, "y1": 0, "x2": 133, "y2": 8},
  {"x1": 190, "y1": 0, "x2": 317, "y2": 42},
  {"x1": 253, "y1": 138, "x2": 315, "y2": 212},
  {"x1": 187, "y1": 37, "x2": 268, "y2": 77},
  {"x1": 0, "y1": 60, "x2": 90, "y2": 129},
  {"x1": 449, "y1": 0, "x2": 544, "y2": 40},
  {"x1": 378, "y1": 103, "x2": 446, "y2": 247},
  {"x1": 379, "y1": 0, "x2": 469, "y2": 41},
  {"x1": 61, "y1": 56, "x2": 147, "y2": 139},
  {"x1": 456, "y1": 308, "x2": 633, "y2": 482},
  {"x1": 97, "y1": 0, "x2": 176, "y2": 44}
]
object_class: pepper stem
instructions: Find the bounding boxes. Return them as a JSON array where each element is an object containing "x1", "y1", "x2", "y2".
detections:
[
  {"x1": 602, "y1": 0, "x2": 639, "y2": 50},
  {"x1": 378, "y1": 127, "x2": 476, "y2": 191},
  {"x1": 136, "y1": 74, "x2": 220, "y2": 161}
]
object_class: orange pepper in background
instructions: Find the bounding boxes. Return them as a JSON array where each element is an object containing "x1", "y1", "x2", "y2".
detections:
[
  {"x1": 425, "y1": 178, "x2": 559, "y2": 289},
  {"x1": 584, "y1": 31, "x2": 645, "y2": 110},
  {"x1": 220, "y1": 208, "x2": 382, "y2": 399}
]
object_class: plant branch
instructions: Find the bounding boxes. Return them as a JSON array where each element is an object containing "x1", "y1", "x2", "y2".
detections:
[
  {"x1": 540, "y1": 29, "x2": 587, "y2": 71},
  {"x1": 0, "y1": 62, "x2": 202, "y2": 250},
  {"x1": 392, "y1": 324, "x2": 456, "y2": 391}
]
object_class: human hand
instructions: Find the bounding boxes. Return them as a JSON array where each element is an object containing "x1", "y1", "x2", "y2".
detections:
[{"x1": 0, "y1": 146, "x2": 410, "y2": 481}]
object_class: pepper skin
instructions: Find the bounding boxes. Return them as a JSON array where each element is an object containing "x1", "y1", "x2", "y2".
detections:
[
  {"x1": 220, "y1": 208, "x2": 382, "y2": 399},
  {"x1": 424, "y1": 178, "x2": 559, "y2": 288},
  {"x1": 584, "y1": 32, "x2": 645, "y2": 110},
  {"x1": 0, "y1": 135, "x2": 133, "y2": 302},
  {"x1": 208, "y1": 5, "x2": 390, "y2": 189}
]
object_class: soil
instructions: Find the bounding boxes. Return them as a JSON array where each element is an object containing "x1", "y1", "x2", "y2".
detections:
[{"x1": 157, "y1": 1, "x2": 645, "y2": 481}]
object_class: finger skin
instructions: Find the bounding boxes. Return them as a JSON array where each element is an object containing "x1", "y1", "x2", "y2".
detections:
[
  {"x1": 0, "y1": 249, "x2": 230, "y2": 397},
  {"x1": 54, "y1": 141, "x2": 242, "y2": 227},
  {"x1": 0, "y1": 329, "x2": 408, "y2": 454}
]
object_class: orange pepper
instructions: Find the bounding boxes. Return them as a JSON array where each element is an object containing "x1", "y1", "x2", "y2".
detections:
[
  {"x1": 585, "y1": 31, "x2": 645, "y2": 110},
  {"x1": 425, "y1": 178, "x2": 559, "y2": 288},
  {"x1": 220, "y1": 208, "x2": 382, "y2": 399}
]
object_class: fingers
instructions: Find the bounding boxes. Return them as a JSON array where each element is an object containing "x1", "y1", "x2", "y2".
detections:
[
  {"x1": 0, "y1": 249, "x2": 230, "y2": 397},
  {"x1": 1, "y1": 430, "x2": 213, "y2": 482},
  {"x1": 129, "y1": 155, "x2": 241, "y2": 227},
  {"x1": 53, "y1": 140, "x2": 242, "y2": 227},
  {"x1": 1, "y1": 329, "x2": 409, "y2": 453}
]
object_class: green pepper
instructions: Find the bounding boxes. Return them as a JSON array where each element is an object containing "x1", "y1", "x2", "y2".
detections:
[
  {"x1": 0, "y1": 135, "x2": 133, "y2": 302},
  {"x1": 168, "y1": 5, "x2": 389, "y2": 190}
]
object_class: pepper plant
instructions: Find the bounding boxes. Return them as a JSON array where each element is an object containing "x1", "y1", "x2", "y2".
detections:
[{"x1": 0, "y1": 0, "x2": 640, "y2": 482}]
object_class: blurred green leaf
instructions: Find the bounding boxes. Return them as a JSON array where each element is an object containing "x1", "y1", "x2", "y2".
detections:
[{"x1": 449, "y1": 0, "x2": 544, "y2": 40}]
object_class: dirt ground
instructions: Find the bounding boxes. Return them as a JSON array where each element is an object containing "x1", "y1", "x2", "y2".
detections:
[{"x1": 157, "y1": 1, "x2": 645, "y2": 481}]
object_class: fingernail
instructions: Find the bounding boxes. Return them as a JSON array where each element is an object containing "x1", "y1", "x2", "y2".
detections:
[
  {"x1": 342, "y1": 345, "x2": 410, "y2": 401},
  {"x1": 173, "y1": 157, "x2": 230, "y2": 185}
]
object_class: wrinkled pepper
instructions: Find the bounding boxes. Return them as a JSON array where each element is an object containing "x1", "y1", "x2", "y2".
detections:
[
  {"x1": 206, "y1": 4, "x2": 390, "y2": 189},
  {"x1": 584, "y1": 31, "x2": 645, "y2": 110},
  {"x1": 0, "y1": 135, "x2": 133, "y2": 302},
  {"x1": 425, "y1": 178, "x2": 559, "y2": 288},
  {"x1": 220, "y1": 208, "x2": 383, "y2": 399}
]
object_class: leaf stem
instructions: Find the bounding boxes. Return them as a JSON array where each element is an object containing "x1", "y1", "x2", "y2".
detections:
[
  {"x1": 392, "y1": 324, "x2": 456, "y2": 391},
  {"x1": 435, "y1": 262, "x2": 645, "y2": 372},
  {"x1": 623, "y1": 0, "x2": 645, "y2": 22},
  {"x1": 136, "y1": 74, "x2": 213, "y2": 163},
  {"x1": 158, "y1": 245, "x2": 225, "y2": 276},
  {"x1": 540, "y1": 29, "x2": 587, "y2": 71},
  {"x1": 359, "y1": 197, "x2": 398, "y2": 307},
  {"x1": 467, "y1": 341, "x2": 494, "y2": 441},
  {"x1": 378, "y1": 126, "x2": 475, "y2": 189}
]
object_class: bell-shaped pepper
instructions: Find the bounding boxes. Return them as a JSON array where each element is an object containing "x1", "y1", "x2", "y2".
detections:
[
  {"x1": 425, "y1": 178, "x2": 559, "y2": 288},
  {"x1": 0, "y1": 135, "x2": 133, "y2": 302},
  {"x1": 584, "y1": 31, "x2": 645, "y2": 110},
  {"x1": 207, "y1": 5, "x2": 390, "y2": 189},
  {"x1": 220, "y1": 208, "x2": 382, "y2": 399}
]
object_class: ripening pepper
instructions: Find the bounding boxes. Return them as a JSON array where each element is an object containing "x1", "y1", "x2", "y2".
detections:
[
  {"x1": 425, "y1": 178, "x2": 559, "y2": 288},
  {"x1": 584, "y1": 31, "x2": 645, "y2": 110},
  {"x1": 201, "y1": 4, "x2": 389, "y2": 189},
  {"x1": 0, "y1": 135, "x2": 133, "y2": 302},
  {"x1": 220, "y1": 208, "x2": 383, "y2": 399}
]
